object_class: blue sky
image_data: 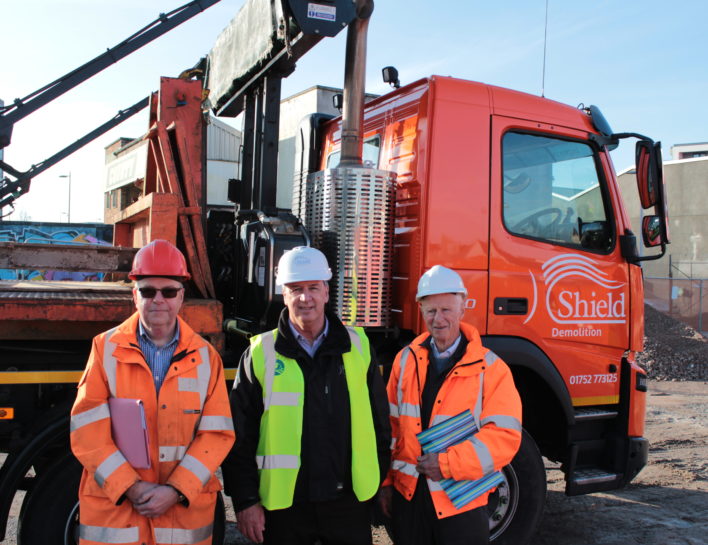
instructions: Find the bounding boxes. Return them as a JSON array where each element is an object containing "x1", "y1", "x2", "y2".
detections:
[{"x1": 2, "y1": 0, "x2": 706, "y2": 222}]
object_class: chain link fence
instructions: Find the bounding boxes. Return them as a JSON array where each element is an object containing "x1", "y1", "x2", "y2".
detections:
[{"x1": 645, "y1": 276, "x2": 707, "y2": 336}]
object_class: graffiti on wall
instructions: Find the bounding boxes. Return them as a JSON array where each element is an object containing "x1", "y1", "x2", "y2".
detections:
[{"x1": 0, "y1": 222, "x2": 113, "y2": 281}]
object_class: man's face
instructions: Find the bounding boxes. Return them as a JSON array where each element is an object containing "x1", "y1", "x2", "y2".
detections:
[
  {"x1": 133, "y1": 277, "x2": 184, "y2": 332},
  {"x1": 419, "y1": 293, "x2": 465, "y2": 350},
  {"x1": 282, "y1": 280, "x2": 329, "y2": 329}
]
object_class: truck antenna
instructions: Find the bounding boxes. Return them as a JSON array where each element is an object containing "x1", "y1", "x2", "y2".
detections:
[{"x1": 541, "y1": 0, "x2": 549, "y2": 97}]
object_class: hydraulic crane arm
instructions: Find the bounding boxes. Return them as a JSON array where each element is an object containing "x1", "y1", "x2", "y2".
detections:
[
  {"x1": 0, "y1": 97, "x2": 149, "y2": 213},
  {"x1": 0, "y1": 0, "x2": 221, "y2": 150},
  {"x1": 0, "y1": 0, "x2": 361, "y2": 216}
]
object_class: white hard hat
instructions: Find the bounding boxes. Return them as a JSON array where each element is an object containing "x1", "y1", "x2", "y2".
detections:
[
  {"x1": 416, "y1": 265, "x2": 467, "y2": 301},
  {"x1": 276, "y1": 246, "x2": 332, "y2": 286}
]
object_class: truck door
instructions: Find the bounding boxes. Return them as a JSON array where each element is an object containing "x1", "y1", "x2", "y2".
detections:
[{"x1": 488, "y1": 116, "x2": 629, "y2": 405}]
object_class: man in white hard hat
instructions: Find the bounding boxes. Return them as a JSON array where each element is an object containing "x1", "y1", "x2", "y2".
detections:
[
  {"x1": 380, "y1": 265, "x2": 522, "y2": 545},
  {"x1": 223, "y1": 246, "x2": 390, "y2": 545}
]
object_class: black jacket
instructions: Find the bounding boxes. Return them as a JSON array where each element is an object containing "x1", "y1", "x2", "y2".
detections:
[
  {"x1": 222, "y1": 308, "x2": 391, "y2": 511},
  {"x1": 420, "y1": 335, "x2": 470, "y2": 430}
]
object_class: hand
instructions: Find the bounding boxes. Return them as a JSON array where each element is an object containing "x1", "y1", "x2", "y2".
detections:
[
  {"x1": 378, "y1": 485, "x2": 393, "y2": 518},
  {"x1": 125, "y1": 481, "x2": 158, "y2": 505},
  {"x1": 236, "y1": 503, "x2": 266, "y2": 543},
  {"x1": 133, "y1": 485, "x2": 180, "y2": 518},
  {"x1": 416, "y1": 453, "x2": 443, "y2": 481}
]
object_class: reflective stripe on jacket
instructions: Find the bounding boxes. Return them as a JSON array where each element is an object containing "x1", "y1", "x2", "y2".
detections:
[
  {"x1": 385, "y1": 322, "x2": 522, "y2": 518},
  {"x1": 250, "y1": 325, "x2": 379, "y2": 510},
  {"x1": 70, "y1": 312, "x2": 235, "y2": 545}
]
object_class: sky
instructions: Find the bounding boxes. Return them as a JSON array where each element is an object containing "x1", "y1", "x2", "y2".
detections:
[{"x1": 2, "y1": 0, "x2": 707, "y2": 223}]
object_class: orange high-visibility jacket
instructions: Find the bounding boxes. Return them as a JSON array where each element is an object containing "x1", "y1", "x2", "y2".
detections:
[
  {"x1": 70, "y1": 313, "x2": 235, "y2": 545},
  {"x1": 385, "y1": 322, "x2": 522, "y2": 518}
]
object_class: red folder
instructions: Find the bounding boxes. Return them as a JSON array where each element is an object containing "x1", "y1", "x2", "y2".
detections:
[{"x1": 108, "y1": 397, "x2": 151, "y2": 469}]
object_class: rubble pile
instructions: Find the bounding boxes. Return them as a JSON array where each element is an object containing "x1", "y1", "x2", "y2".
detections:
[{"x1": 637, "y1": 304, "x2": 708, "y2": 381}]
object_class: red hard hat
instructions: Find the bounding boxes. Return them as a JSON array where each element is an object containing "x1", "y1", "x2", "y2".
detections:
[{"x1": 128, "y1": 239, "x2": 191, "y2": 281}]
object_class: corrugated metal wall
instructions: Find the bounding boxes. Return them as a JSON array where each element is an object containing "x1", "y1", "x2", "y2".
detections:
[{"x1": 207, "y1": 117, "x2": 241, "y2": 162}]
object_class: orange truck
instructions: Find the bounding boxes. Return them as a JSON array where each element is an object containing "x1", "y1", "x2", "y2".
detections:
[
  {"x1": 300, "y1": 74, "x2": 669, "y2": 542},
  {"x1": 280, "y1": 74, "x2": 668, "y2": 543},
  {"x1": 0, "y1": 1, "x2": 669, "y2": 544}
]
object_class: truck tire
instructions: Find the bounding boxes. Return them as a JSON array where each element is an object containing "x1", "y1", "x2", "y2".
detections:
[
  {"x1": 488, "y1": 429, "x2": 546, "y2": 545},
  {"x1": 18, "y1": 454, "x2": 82, "y2": 545},
  {"x1": 16, "y1": 454, "x2": 226, "y2": 545}
]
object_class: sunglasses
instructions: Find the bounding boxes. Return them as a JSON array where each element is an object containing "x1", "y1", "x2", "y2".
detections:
[{"x1": 137, "y1": 287, "x2": 183, "y2": 299}]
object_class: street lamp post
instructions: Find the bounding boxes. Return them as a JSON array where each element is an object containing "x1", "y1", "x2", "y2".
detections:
[{"x1": 59, "y1": 173, "x2": 71, "y2": 223}]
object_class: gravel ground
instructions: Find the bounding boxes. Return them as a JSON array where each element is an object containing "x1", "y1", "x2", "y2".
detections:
[
  {"x1": 222, "y1": 307, "x2": 708, "y2": 544},
  {"x1": 226, "y1": 377, "x2": 708, "y2": 545},
  {"x1": 637, "y1": 304, "x2": 708, "y2": 381}
]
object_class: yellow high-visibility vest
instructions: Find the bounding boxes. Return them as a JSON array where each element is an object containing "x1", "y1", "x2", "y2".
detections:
[{"x1": 250, "y1": 325, "x2": 379, "y2": 510}]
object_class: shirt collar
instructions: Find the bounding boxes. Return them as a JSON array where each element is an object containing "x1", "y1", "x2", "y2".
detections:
[
  {"x1": 431, "y1": 333, "x2": 462, "y2": 359},
  {"x1": 289, "y1": 317, "x2": 329, "y2": 347},
  {"x1": 138, "y1": 319, "x2": 180, "y2": 348}
]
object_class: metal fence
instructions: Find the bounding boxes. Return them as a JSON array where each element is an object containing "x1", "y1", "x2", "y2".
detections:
[
  {"x1": 668, "y1": 258, "x2": 708, "y2": 280},
  {"x1": 644, "y1": 276, "x2": 708, "y2": 335}
]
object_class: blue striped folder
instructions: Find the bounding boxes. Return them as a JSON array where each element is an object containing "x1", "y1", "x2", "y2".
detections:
[{"x1": 416, "y1": 409, "x2": 504, "y2": 509}]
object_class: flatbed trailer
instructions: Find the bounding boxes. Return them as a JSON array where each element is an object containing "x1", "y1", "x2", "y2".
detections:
[{"x1": 0, "y1": 280, "x2": 223, "y2": 347}]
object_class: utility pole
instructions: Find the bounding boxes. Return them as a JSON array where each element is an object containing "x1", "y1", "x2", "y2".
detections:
[{"x1": 59, "y1": 172, "x2": 71, "y2": 223}]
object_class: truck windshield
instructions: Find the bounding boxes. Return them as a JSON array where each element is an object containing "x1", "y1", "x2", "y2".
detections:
[{"x1": 502, "y1": 132, "x2": 612, "y2": 252}]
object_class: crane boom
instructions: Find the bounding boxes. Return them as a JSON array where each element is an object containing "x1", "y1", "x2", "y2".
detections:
[{"x1": 0, "y1": 0, "x2": 221, "y2": 150}]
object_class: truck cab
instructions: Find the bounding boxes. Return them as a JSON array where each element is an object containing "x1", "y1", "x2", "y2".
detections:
[{"x1": 308, "y1": 75, "x2": 661, "y2": 542}]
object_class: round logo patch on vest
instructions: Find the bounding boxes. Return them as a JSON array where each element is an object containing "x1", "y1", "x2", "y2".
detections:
[{"x1": 274, "y1": 359, "x2": 286, "y2": 376}]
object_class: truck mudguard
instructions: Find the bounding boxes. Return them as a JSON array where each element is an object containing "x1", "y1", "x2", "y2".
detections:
[{"x1": 482, "y1": 336, "x2": 574, "y2": 426}]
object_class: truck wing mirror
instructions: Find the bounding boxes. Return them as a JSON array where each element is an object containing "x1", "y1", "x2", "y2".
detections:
[
  {"x1": 631, "y1": 139, "x2": 670, "y2": 260},
  {"x1": 635, "y1": 140, "x2": 658, "y2": 209},
  {"x1": 635, "y1": 140, "x2": 670, "y2": 247},
  {"x1": 641, "y1": 215, "x2": 665, "y2": 247}
]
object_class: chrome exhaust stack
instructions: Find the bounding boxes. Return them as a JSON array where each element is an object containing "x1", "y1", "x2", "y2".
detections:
[
  {"x1": 339, "y1": 0, "x2": 373, "y2": 167},
  {"x1": 293, "y1": 0, "x2": 396, "y2": 327}
]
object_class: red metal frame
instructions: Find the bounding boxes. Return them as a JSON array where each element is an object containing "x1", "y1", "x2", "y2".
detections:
[
  {"x1": 0, "y1": 77, "x2": 223, "y2": 351},
  {"x1": 114, "y1": 77, "x2": 215, "y2": 299}
]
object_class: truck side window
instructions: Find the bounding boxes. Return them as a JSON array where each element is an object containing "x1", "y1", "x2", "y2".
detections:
[
  {"x1": 326, "y1": 135, "x2": 381, "y2": 168},
  {"x1": 502, "y1": 132, "x2": 612, "y2": 252}
]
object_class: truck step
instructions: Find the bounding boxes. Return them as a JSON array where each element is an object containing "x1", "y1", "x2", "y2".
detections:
[
  {"x1": 566, "y1": 467, "x2": 623, "y2": 496},
  {"x1": 571, "y1": 468, "x2": 620, "y2": 485},
  {"x1": 574, "y1": 407, "x2": 618, "y2": 421}
]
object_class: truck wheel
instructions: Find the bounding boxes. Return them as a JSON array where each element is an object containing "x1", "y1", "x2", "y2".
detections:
[
  {"x1": 16, "y1": 454, "x2": 227, "y2": 545},
  {"x1": 488, "y1": 429, "x2": 546, "y2": 545},
  {"x1": 18, "y1": 454, "x2": 82, "y2": 545}
]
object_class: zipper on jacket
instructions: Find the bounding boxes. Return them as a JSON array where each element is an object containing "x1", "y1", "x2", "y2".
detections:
[
  {"x1": 443, "y1": 358, "x2": 483, "y2": 381},
  {"x1": 325, "y1": 382, "x2": 333, "y2": 415},
  {"x1": 171, "y1": 348, "x2": 197, "y2": 364}
]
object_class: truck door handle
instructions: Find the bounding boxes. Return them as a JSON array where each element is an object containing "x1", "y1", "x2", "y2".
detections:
[{"x1": 494, "y1": 297, "x2": 528, "y2": 315}]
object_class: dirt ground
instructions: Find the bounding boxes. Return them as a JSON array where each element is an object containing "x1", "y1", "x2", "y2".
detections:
[
  {"x1": 221, "y1": 379, "x2": 708, "y2": 545},
  {"x1": 532, "y1": 379, "x2": 708, "y2": 545}
]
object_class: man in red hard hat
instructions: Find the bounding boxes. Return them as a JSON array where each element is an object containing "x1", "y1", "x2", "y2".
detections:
[{"x1": 70, "y1": 239, "x2": 234, "y2": 545}]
